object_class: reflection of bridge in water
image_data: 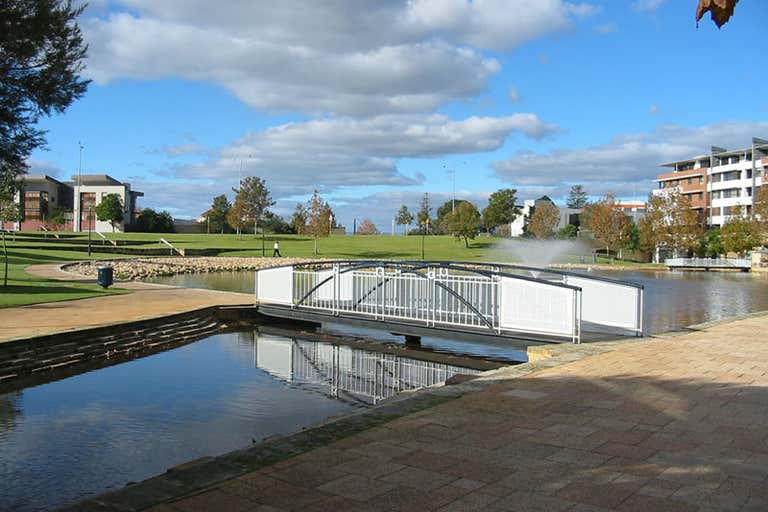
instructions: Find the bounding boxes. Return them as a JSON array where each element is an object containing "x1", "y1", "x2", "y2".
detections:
[
  {"x1": 253, "y1": 334, "x2": 480, "y2": 405},
  {"x1": 256, "y1": 260, "x2": 644, "y2": 345}
]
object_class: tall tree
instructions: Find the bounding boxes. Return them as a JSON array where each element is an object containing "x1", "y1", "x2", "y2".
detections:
[
  {"x1": 305, "y1": 190, "x2": 333, "y2": 255},
  {"x1": 232, "y1": 176, "x2": 275, "y2": 236},
  {"x1": 226, "y1": 200, "x2": 248, "y2": 237},
  {"x1": 482, "y1": 188, "x2": 521, "y2": 233},
  {"x1": 416, "y1": 193, "x2": 432, "y2": 233},
  {"x1": 1, "y1": 0, "x2": 90, "y2": 206},
  {"x1": 445, "y1": 201, "x2": 481, "y2": 248},
  {"x1": 566, "y1": 185, "x2": 588, "y2": 209},
  {"x1": 395, "y1": 205, "x2": 414, "y2": 235},
  {"x1": 0, "y1": 198, "x2": 21, "y2": 287},
  {"x1": 582, "y1": 194, "x2": 632, "y2": 257},
  {"x1": 436, "y1": 199, "x2": 473, "y2": 234},
  {"x1": 203, "y1": 195, "x2": 231, "y2": 234},
  {"x1": 528, "y1": 201, "x2": 560, "y2": 239},
  {"x1": 290, "y1": 202, "x2": 307, "y2": 234},
  {"x1": 94, "y1": 193, "x2": 123, "y2": 232},
  {"x1": 638, "y1": 190, "x2": 702, "y2": 261}
]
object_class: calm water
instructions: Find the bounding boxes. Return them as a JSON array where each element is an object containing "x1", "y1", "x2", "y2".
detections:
[
  {"x1": 0, "y1": 331, "x2": 477, "y2": 511},
  {"x1": 151, "y1": 269, "x2": 768, "y2": 335}
]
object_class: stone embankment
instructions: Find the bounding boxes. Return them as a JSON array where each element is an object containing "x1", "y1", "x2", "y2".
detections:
[{"x1": 65, "y1": 257, "x2": 317, "y2": 280}]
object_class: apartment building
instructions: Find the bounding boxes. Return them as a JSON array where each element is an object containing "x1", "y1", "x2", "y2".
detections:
[
  {"x1": 73, "y1": 175, "x2": 143, "y2": 232},
  {"x1": 14, "y1": 175, "x2": 75, "y2": 231},
  {"x1": 655, "y1": 137, "x2": 768, "y2": 227}
]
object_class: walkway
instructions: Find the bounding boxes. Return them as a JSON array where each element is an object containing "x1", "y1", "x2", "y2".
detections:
[
  {"x1": 0, "y1": 264, "x2": 254, "y2": 342},
  {"x1": 115, "y1": 313, "x2": 768, "y2": 512}
]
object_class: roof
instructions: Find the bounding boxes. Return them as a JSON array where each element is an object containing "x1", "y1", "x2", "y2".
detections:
[
  {"x1": 70, "y1": 174, "x2": 124, "y2": 186},
  {"x1": 21, "y1": 175, "x2": 68, "y2": 187}
]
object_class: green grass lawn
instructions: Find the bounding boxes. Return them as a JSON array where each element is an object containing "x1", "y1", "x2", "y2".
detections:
[{"x1": 0, "y1": 247, "x2": 131, "y2": 308}]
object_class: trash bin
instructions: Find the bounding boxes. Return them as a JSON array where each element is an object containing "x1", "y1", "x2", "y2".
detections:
[{"x1": 97, "y1": 266, "x2": 113, "y2": 288}]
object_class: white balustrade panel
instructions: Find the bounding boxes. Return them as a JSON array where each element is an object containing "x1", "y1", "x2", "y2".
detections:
[
  {"x1": 499, "y1": 277, "x2": 577, "y2": 338},
  {"x1": 256, "y1": 266, "x2": 294, "y2": 305},
  {"x1": 315, "y1": 269, "x2": 354, "y2": 301},
  {"x1": 563, "y1": 276, "x2": 640, "y2": 333}
]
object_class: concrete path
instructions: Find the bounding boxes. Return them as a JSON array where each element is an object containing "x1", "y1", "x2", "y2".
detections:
[
  {"x1": 0, "y1": 264, "x2": 254, "y2": 342},
  {"x1": 134, "y1": 313, "x2": 768, "y2": 512}
]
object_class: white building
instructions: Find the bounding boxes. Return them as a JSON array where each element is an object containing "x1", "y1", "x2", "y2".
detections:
[
  {"x1": 509, "y1": 196, "x2": 581, "y2": 237},
  {"x1": 73, "y1": 175, "x2": 143, "y2": 232}
]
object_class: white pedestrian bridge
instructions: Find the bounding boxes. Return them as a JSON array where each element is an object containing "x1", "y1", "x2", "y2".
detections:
[{"x1": 255, "y1": 260, "x2": 644, "y2": 344}]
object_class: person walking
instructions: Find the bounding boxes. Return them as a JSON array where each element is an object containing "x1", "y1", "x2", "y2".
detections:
[{"x1": 272, "y1": 240, "x2": 281, "y2": 257}]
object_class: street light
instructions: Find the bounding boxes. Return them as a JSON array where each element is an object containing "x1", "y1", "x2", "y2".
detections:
[
  {"x1": 87, "y1": 207, "x2": 93, "y2": 256},
  {"x1": 421, "y1": 218, "x2": 429, "y2": 260}
]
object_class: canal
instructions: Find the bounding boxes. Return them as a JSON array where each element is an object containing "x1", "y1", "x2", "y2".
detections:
[{"x1": 0, "y1": 330, "x2": 479, "y2": 511}]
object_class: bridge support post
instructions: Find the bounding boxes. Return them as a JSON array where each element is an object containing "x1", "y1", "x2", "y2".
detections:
[{"x1": 404, "y1": 335, "x2": 421, "y2": 346}]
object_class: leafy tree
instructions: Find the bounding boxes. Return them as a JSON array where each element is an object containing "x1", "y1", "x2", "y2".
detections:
[
  {"x1": 232, "y1": 176, "x2": 275, "y2": 236},
  {"x1": 696, "y1": 228, "x2": 723, "y2": 257},
  {"x1": 482, "y1": 188, "x2": 520, "y2": 232},
  {"x1": 557, "y1": 224, "x2": 578, "y2": 239},
  {"x1": 445, "y1": 201, "x2": 481, "y2": 248},
  {"x1": 202, "y1": 194, "x2": 230, "y2": 234},
  {"x1": 395, "y1": 205, "x2": 414, "y2": 235},
  {"x1": 44, "y1": 205, "x2": 70, "y2": 231},
  {"x1": 290, "y1": 202, "x2": 307, "y2": 234},
  {"x1": 721, "y1": 217, "x2": 759, "y2": 256},
  {"x1": 1, "y1": 0, "x2": 90, "y2": 206},
  {"x1": 753, "y1": 186, "x2": 768, "y2": 244},
  {"x1": 0, "y1": 198, "x2": 21, "y2": 287},
  {"x1": 262, "y1": 211, "x2": 294, "y2": 234},
  {"x1": 305, "y1": 190, "x2": 334, "y2": 255},
  {"x1": 436, "y1": 199, "x2": 473, "y2": 234},
  {"x1": 226, "y1": 200, "x2": 248, "y2": 237},
  {"x1": 638, "y1": 190, "x2": 702, "y2": 261},
  {"x1": 94, "y1": 193, "x2": 123, "y2": 232},
  {"x1": 356, "y1": 219, "x2": 379, "y2": 235},
  {"x1": 566, "y1": 184, "x2": 588, "y2": 209},
  {"x1": 416, "y1": 193, "x2": 432, "y2": 233},
  {"x1": 528, "y1": 201, "x2": 560, "y2": 239},
  {"x1": 134, "y1": 208, "x2": 174, "y2": 233},
  {"x1": 582, "y1": 194, "x2": 631, "y2": 257}
]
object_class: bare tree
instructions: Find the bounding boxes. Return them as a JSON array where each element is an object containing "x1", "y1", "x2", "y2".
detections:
[{"x1": 356, "y1": 219, "x2": 379, "y2": 235}]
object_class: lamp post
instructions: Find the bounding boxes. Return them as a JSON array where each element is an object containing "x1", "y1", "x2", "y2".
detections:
[
  {"x1": 87, "y1": 208, "x2": 92, "y2": 256},
  {"x1": 260, "y1": 215, "x2": 265, "y2": 257},
  {"x1": 421, "y1": 218, "x2": 429, "y2": 260}
]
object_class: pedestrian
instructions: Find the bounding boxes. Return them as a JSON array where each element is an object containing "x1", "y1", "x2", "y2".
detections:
[{"x1": 273, "y1": 240, "x2": 281, "y2": 257}]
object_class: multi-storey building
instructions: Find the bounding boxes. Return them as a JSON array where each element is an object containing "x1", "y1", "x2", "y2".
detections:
[
  {"x1": 655, "y1": 138, "x2": 768, "y2": 227},
  {"x1": 15, "y1": 175, "x2": 75, "y2": 231},
  {"x1": 73, "y1": 174, "x2": 143, "y2": 232}
]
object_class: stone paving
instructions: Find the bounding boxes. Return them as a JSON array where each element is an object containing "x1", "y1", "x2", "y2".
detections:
[{"x1": 137, "y1": 313, "x2": 768, "y2": 512}]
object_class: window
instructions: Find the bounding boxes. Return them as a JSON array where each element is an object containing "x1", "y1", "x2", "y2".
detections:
[
  {"x1": 723, "y1": 206, "x2": 733, "y2": 216},
  {"x1": 687, "y1": 178, "x2": 692, "y2": 185},
  {"x1": 699, "y1": 176, "x2": 704, "y2": 184},
  {"x1": 746, "y1": 169, "x2": 752, "y2": 179},
  {"x1": 712, "y1": 207, "x2": 721, "y2": 216}
]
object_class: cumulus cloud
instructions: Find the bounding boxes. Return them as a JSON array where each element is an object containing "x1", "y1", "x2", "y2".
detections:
[
  {"x1": 25, "y1": 158, "x2": 64, "y2": 178},
  {"x1": 83, "y1": 0, "x2": 596, "y2": 115},
  {"x1": 492, "y1": 120, "x2": 768, "y2": 198},
  {"x1": 174, "y1": 113, "x2": 558, "y2": 197},
  {"x1": 149, "y1": 142, "x2": 208, "y2": 158}
]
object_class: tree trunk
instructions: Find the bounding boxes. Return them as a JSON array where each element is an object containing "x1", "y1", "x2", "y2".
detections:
[
  {"x1": 2, "y1": 230, "x2": 7, "y2": 287},
  {"x1": 464, "y1": 236, "x2": 469, "y2": 248},
  {"x1": 313, "y1": 237, "x2": 318, "y2": 255}
]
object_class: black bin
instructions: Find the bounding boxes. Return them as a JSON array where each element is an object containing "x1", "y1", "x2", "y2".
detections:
[{"x1": 97, "y1": 266, "x2": 114, "y2": 288}]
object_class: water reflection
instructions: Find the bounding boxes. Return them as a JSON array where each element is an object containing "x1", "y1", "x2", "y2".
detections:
[
  {"x1": 254, "y1": 334, "x2": 480, "y2": 405},
  {"x1": 0, "y1": 330, "x2": 476, "y2": 512}
]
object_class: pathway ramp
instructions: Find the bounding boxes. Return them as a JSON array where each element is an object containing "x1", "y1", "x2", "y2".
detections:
[
  {"x1": 100, "y1": 312, "x2": 768, "y2": 512},
  {"x1": 0, "y1": 264, "x2": 253, "y2": 342}
]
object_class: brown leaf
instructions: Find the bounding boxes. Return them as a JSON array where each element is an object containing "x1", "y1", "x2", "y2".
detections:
[{"x1": 696, "y1": 0, "x2": 739, "y2": 28}]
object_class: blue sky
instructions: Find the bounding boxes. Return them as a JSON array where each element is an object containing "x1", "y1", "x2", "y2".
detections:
[{"x1": 30, "y1": 0, "x2": 768, "y2": 230}]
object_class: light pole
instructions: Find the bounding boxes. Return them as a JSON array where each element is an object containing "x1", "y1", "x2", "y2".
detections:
[
  {"x1": 421, "y1": 218, "x2": 429, "y2": 260},
  {"x1": 87, "y1": 208, "x2": 92, "y2": 256},
  {"x1": 78, "y1": 142, "x2": 84, "y2": 231}
]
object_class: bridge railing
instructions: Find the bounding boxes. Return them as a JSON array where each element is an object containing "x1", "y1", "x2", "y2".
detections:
[
  {"x1": 256, "y1": 260, "x2": 645, "y2": 343},
  {"x1": 666, "y1": 257, "x2": 751, "y2": 268}
]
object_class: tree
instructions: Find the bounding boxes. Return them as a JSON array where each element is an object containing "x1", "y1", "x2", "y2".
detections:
[
  {"x1": 582, "y1": 194, "x2": 631, "y2": 258},
  {"x1": 639, "y1": 190, "x2": 702, "y2": 261},
  {"x1": 262, "y1": 211, "x2": 294, "y2": 234},
  {"x1": 445, "y1": 201, "x2": 481, "y2": 248},
  {"x1": 721, "y1": 216, "x2": 760, "y2": 256},
  {"x1": 436, "y1": 199, "x2": 473, "y2": 234},
  {"x1": 232, "y1": 176, "x2": 275, "y2": 236},
  {"x1": 202, "y1": 195, "x2": 230, "y2": 234},
  {"x1": 696, "y1": 228, "x2": 723, "y2": 257},
  {"x1": 696, "y1": 0, "x2": 739, "y2": 28},
  {"x1": 753, "y1": 186, "x2": 768, "y2": 244},
  {"x1": 528, "y1": 201, "x2": 560, "y2": 239},
  {"x1": 226, "y1": 200, "x2": 248, "y2": 237},
  {"x1": 566, "y1": 185, "x2": 588, "y2": 209},
  {"x1": 134, "y1": 208, "x2": 174, "y2": 233},
  {"x1": 305, "y1": 190, "x2": 333, "y2": 255},
  {"x1": 395, "y1": 205, "x2": 414, "y2": 235},
  {"x1": 94, "y1": 193, "x2": 123, "y2": 232},
  {"x1": 290, "y1": 203, "x2": 308, "y2": 234},
  {"x1": 482, "y1": 188, "x2": 521, "y2": 233},
  {"x1": 416, "y1": 193, "x2": 432, "y2": 233},
  {"x1": 557, "y1": 224, "x2": 578, "y2": 239},
  {"x1": 44, "y1": 205, "x2": 70, "y2": 231},
  {"x1": 0, "y1": 198, "x2": 21, "y2": 287},
  {"x1": 1, "y1": 1, "x2": 90, "y2": 206},
  {"x1": 356, "y1": 219, "x2": 379, "y2": 235}
]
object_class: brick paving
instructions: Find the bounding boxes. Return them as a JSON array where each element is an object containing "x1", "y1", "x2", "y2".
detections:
[{"x1": 143, "y1": 313, "x2": 768, "y2": 512}]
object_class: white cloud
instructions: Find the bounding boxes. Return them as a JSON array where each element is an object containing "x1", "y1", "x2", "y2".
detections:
[
  {"x1": 508, "y1": 87, "x2": 521, "y2": 103},
  {"x1": 83, "y1": 1, "x2": 596, "y2": 116},
  {"x1": 172, "y1": 113, "x2": 558, "y2": 197},
  {"x1": 150, "y1": 142, "x2": 208, "y2": 158},
  {"x1": 631, "y1": 0, "x2": 666, "y2": 12},
  {"x1": 25, "y1": 158, "x2": 64, "y2": 178},
  {"x1": 594, "y1": 22, "x2": 618, "y2": 34},
  {"x1": 492, "y1": 121, "x2": 768, "y2": 198}
]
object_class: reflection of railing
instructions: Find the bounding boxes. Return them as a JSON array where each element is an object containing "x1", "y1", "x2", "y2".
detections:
[
  {"x1": 255, "y1": 335, "x2": 479, "y2": 405},
  {"x1": 256, "y1": 261, "x2": 646, "y2": 343},
  {"x1": 666, "y1": 257, "x2": 751, "y2": 269}
]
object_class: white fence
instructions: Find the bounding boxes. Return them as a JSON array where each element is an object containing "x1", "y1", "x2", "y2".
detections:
[
  {"x1": 256, "y1": 262, "x2": 644, "y2": 343},
  {"x1": 666, "y1": 257, "x2": 751, "y2": 269}
]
